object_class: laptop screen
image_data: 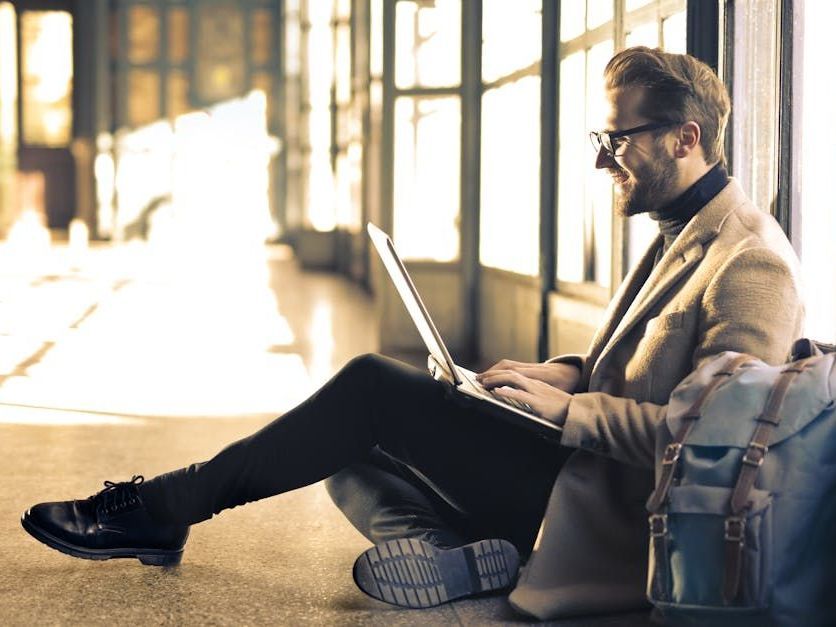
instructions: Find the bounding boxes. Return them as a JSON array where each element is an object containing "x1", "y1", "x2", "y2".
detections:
[{"x1": 367, "y1": 223, "x2": 461, "y2": 385}]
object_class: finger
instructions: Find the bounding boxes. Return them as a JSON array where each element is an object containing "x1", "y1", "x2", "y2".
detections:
[
  {"x1": 480, "y1": 371, "x2": 534, "y2": 392},
  {"x1": 491, "y1": 385, "x2": 541, "y2": 413},
  {"x1": 477, "y1": 360, "x2": 523, "y2": 378}
]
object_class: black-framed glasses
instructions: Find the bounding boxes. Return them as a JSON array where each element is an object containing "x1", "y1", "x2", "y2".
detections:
[{"x1": 589, "y1": 121, "x2": 681, "y2": 157}]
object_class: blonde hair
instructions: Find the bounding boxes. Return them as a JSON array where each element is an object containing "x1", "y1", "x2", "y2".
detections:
[{"x1": 604, "y1": 46, "x2": 731, "y2": 164}]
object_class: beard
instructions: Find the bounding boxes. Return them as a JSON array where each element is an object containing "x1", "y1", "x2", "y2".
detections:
[{"x1": 610, "y1": 147, "x2": 679, "y2": 217}]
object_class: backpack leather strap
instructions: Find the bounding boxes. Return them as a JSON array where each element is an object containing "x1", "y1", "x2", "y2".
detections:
[
  {"x1": 722, "y1": 358, "x2": 816, "y2": 604},
  {"x1": 647, "y1": 353, "x2": 755, "y2": 513}
]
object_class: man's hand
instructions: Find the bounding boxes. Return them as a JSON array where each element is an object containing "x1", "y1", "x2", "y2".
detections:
[
  {"x1": 477, "y1": 369, "x2": 571, "y2": 425},
  {"x1": 477, "y1": 359, "x2": 581, "y2": 393}
]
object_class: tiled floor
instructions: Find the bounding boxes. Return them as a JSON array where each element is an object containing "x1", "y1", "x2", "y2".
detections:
[{"x1": 0, "y1": 241, "x2": 651, "y2": 625}]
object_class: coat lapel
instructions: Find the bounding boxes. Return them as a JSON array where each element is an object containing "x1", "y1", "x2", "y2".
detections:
[
  {"x1": 591, "y1": 179, "x2": 745, "y2": 374},
  {"x1": 582, "y1": 234, "x2": 661, "y2": 380}
]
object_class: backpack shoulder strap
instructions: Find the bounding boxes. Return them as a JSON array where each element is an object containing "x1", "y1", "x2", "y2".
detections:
[
  {"x1": 723, "y1": 356, "x2": 818, "y2": 603},
  {"x1": 647, "y1": 353, "x2": 754, "y2": 514}
]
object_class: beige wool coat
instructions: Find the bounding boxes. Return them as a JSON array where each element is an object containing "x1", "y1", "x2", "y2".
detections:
[{"x1": 508, "y1": 178, "x2": 805, "y2": 619}]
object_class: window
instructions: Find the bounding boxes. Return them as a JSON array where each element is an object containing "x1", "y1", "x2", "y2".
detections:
[
  {"x1": 304, "y1": 0, "x2": 336, "y2": 231},
  {"x1": 0, "y1": 2, "x2": 17, "y2": 148},
  {"x1": 333, "y1": 1, "x2": 362, "y2": 232},
  {"x1": 730, "y1": 0, "x2": 780, "y2": 222},
  {"x1": 20, "y1": 11, "x2": 73, "y2": 147},
  {"x1": 479, "y1": 0, "x2": 541, "y2": 275},
  {"x1": 395, "y1": 0, "x2": 460, "y2": 89},
  {"x1": 0, "y1": 1, "x2": 16, "y2": 231},
  {"x1": 556, "y1": 0, "x2": 686, "y2": 295},
  {"x1": 392, "y1": 0, "x2": 462, "y2": 261},
  {"x1": 793, "y1": 3, "x2": 836, "y2": 343},
  {"x1": 393, "y1": 96, "x2": 461, "y2": 261}
]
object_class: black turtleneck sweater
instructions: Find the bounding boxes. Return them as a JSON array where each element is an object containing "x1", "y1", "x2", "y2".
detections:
[{"x1": 649, "y1": 162, "x2": 729, "y2": 260}]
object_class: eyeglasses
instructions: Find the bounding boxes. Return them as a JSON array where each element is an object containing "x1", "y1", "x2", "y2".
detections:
[{"x1": 589, "y1": 121, "x2": 681, "y2": 157}]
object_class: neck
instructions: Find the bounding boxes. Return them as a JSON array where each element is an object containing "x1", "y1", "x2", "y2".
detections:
[
  {"x1": 671, "y1": 159, "x2": 715, "y2": 201},
  {"x1": 649, "y1": 162, "x2": 728, "y2": 251}
]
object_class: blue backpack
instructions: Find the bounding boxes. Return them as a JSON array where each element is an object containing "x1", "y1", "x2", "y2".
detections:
[{"x1": 646, "y1": 340, "x2": 836, "y2": 626}]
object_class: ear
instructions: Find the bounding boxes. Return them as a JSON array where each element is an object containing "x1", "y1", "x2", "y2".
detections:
[{"x1": 675, "y1": 121, "x2": 701, "y2": 158}]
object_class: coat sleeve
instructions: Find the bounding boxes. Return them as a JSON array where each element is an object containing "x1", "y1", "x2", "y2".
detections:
[
  {"x1": 545, "y1": 354, "x2": 586, "y2": 371},
  {"x1": 558, "y1": 246, "x2": 803, "y2": 468}
]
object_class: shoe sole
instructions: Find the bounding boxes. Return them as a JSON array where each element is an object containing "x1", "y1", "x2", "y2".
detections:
[
  {"x1": 353, "y1": 538, "x2": 519, "y2": 609},
  {"x1": 21, "y1": 514, "x2": 183, "y2": 567}
]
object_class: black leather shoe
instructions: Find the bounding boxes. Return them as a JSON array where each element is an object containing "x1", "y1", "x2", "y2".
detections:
[
  {"x1": 353, "y1": 537, "x2": 520, "y2": 608},
  {"x1": 21, "y1": 475, "x2": 188, "y2": 566}
]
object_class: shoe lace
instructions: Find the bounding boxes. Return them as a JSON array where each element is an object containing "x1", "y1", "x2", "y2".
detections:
[{"x1": 92, "y1": 475, "x2": 145, "y2": 515}]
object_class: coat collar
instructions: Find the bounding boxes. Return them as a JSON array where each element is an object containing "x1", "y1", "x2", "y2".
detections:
[{"x1": 591, "y1": 179, "x2": 746, "y2": 371}]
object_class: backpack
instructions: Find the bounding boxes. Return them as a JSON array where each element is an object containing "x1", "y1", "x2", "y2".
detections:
[{"x1": 645, "y1": 339, "x2": 836, "y2": 626}]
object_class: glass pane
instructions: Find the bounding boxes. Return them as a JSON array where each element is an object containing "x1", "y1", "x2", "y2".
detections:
[
  {"x1": 251, "y1": 72, "x2": 273, "y2": 122},
  {"x1": 370, "y1": 0, "x2": 383, "y2": 77},
  {"x1": 21, "y1": 11, "x2": 73, "y2": 147},
  {"x1": 480, "y1": 76, "x2": 540, "y2": 275},
  {"x1": 167, "y1": 70, "x2": 189, "y2": 119},
  {"x1": 307, "y1": 0, "x2": 333, "y2": 105},
  {"x1": 587, "y1": 0, "x2": 614, "y2": 30},
  {"x1": 662, "y1": 11, "x2": 687, "y2": 53},
  {"x1": 797, "y1": 3, "x2": 836, "y2": 342},
  {"x1": 560, "y1": 0, "x2": 585, "y2": 42},
  {"x1": 306, "y1": 0, "x2": 335, "y2": 231},
  {"x1": 336, "y1": 0, "x2": 351, "y2": 20},
  {"x1": 626, "y1": 0, "x2": 654, "y2": 11},
  {"x1": 194, "y1": 5, "x2": 246, "y2": 102},
  {"x1": 394, "y1": 96, "x2": 460, "y2": 261},
  {"x1": 626, "y1": 21, "x2": 659, "y2": 48},
  {"x1": 251, "y1": 8, "x2": 272, "y2": 65},
  {"x1": 127, "y1": 4, "x2": 160, "y2": 64},
  {"x1": 557, "y1": 40, "x2": 615, "y2": 286},
  {"x1": 335, "y1": 143, "x2": 362, "y2": 231},
  {"x1": 482, "y1": 0, "x2": 541, "y2": 83},
  {"x1": 628, "y1": 213, "x2": 657, "y2": 267},
  {"x1": 732, "y1": 0, "x2": 778, "y2": 219},
  {"x1": 395, "y1": 0, "x2": 461, "y2": 89},
  {"x1": 128, "y1": 69, "x2": 160, "y2": 127},
  {"x1": 335, "y1": 24, "x2": 351, "y2": 105},
  {"x1": 168, "y1": 7, "x2": 189, "y2": 64},
  {"x1": 557, "y1": 51, "x2": 585, "y2": 283},
  {"x1": 587, "y1": 40, "x2": 614, "y2": 289},
  {"x1": 285, "y1": 7, "x2": 301, "y2": 76},
  {"x1": 0, "y1": 2, "x2": 18, "y2": 147}
]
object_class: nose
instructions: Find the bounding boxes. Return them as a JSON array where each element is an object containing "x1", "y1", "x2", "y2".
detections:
[{"x1": 595, "y1": 146, "x2": 616, "y2": 170}]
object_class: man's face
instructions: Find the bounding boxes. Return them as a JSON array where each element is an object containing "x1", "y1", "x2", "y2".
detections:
[{"x1": 596, "y1": 87, "x2": 679, "y2": 216}]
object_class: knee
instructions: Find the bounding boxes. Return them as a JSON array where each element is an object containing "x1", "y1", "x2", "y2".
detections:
[
  {"x1": 324, "y1": 469, "x2": 353, "y2": 508},
  {"x1": 344, "y1": 352, "x2": 386, "y2": 374},
  {"x1": 338, "y1": 353, "x2": 389, "y2": 385}
]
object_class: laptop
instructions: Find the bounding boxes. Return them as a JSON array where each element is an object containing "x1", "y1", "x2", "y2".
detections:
[{"x1": 367, "y1": 222, "x2": 563, "y2": 442}]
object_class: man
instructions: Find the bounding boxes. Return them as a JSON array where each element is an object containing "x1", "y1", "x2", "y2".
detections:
[{"x1": 21, "y1": 47, "x2": 803, "y2": 620}]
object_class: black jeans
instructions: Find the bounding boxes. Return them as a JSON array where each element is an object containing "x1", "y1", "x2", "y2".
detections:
[{"x1": 140, "y1": 354, "x2": 569, "y2": 553}]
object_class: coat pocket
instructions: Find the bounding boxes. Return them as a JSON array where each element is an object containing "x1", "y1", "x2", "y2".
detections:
[{"x1": 647, "y1": 484, "x2": 773, "y2": 615}]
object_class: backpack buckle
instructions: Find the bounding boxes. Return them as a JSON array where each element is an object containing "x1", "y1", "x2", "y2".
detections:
[
  {"x1": 724, "y1": 516, "x2": 746, "y2": 543},
  {"x1": 662, "y1": 443, "x2": 682, "y2": 465},
  {"x1": 649, "y1": 514, "x2": 668, "y2": 537},
  {"x1": 742, "y1": 441, "x2": 768, "y2": 467}
]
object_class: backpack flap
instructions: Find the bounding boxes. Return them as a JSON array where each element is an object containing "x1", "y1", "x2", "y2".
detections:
[{"x1": 666, "y1": 353, "x2": 834, "y2": 449}]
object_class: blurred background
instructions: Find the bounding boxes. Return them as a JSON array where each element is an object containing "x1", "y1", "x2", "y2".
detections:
[{"x1": 0, "y1": 1, "x2": 831, "y2": 371}]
